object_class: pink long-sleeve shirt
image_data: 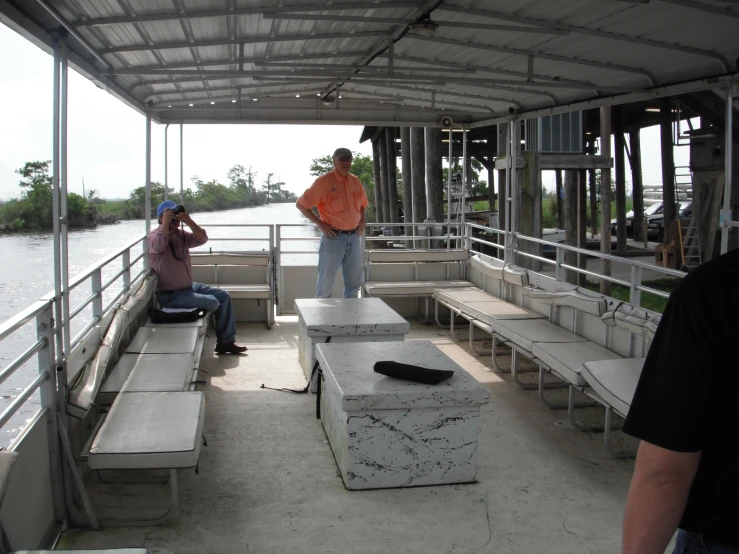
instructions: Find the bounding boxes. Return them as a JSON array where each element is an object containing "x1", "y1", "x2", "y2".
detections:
[{"x1": 147, "y1": 227, "x2": 208, "y2": 292}]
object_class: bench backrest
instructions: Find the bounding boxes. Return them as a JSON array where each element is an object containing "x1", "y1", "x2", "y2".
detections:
[
  {"x1": 469, "y1": 255, "x2": 504, "y2": 281},
  {"x1": 366, "y1": 249, "x2": 469, "y2": 263},
  {"x1": 190, "y1": 252, "x2": 270, "y2": 266},
  {"x1": 191, "y1": 251, "x2": 272, "y2": 286},
  {"x1": 67, "y1": 275, "x2": 155, "y2": 419},
  {"x1": 601, "y1": 302, "x2": 652, "y2": 335}
]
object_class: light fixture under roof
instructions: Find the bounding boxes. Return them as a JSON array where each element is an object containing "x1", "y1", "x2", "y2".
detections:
[
  {"x1": 253, "y1": 98, "x2": 258, "y2": 101},
  {"x1": 408, "y1": 15, "x2": 438, "y2": 36},
  {"x1": 296, "y1": 94, "x2": 300, "y2": 98},
  {"x1": 188, "y1": 103, "x2": 193, "y2": 107},
  {"x1": 231, "y1": 99, "x2": 236, "y2": 103},
  {"x1": 210, "y1": 101, "x2": 215, "y2": 105}
]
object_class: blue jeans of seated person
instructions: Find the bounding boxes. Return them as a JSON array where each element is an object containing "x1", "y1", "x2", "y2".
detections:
[
  {"x1": 316, "y1": 232, "x2": 362, "y2": 298},
  {"x1": 157, "y1": 282, "x2": 236, "y2": 344},
  {"x1": 674, "y1": 530, "x2": 739, "y2": 554}
]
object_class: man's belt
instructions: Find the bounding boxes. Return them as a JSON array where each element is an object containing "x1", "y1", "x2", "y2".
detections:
[{"x1": 331, "y1": 227, "x2": 358, "y2": 235}]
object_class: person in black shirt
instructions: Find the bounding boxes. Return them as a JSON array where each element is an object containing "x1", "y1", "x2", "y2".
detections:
[{"x1": 622, "y1": 248, "x2": 739, "y2": 554}]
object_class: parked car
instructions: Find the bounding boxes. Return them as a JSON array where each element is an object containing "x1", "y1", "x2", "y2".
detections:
[{"x1": 611, "y1": 201, "x2": 692, "y2": 243}]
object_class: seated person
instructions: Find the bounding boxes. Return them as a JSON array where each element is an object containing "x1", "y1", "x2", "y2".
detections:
[{"x1": 148, "y1": 200, "x2": 247, "y2": 354}]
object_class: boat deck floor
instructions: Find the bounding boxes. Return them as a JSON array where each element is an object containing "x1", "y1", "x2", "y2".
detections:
[{"x1": 59, "y1": 317, "x2": 640, "y2": 554}]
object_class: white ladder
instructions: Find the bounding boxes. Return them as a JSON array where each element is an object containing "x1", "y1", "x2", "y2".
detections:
[{"x1": 679, "y1": 218, "x2": 702, "y2": 269}]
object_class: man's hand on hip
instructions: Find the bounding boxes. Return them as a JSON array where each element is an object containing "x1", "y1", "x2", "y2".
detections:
[
  {"x1": 356, "y1": 217, "x2": 366, "y2": 236},
  {"x1": 318, "y1": 221, "x2": 337, "y2": 238}
]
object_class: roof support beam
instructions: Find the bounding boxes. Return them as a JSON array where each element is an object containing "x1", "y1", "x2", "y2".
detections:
[
  {"x1": 439, "y1": 5, "x2": 731, "y2": 70},
  {"x1": 262, "y1": 13, "x2": 569, "y2": 34},
  {"x1": 406, "y1": 33, "x2": 657, "y2": 86},
  {"x1": 73, "y1": 2, "x2": 420, "y2": 26},
  {"x1": 349, "y1": 82, "x2": 522, "y2": 109},
  {"x1": 99, "y1": 31, "x2": 391, "y2": 55},
  {"x1": 657, "y1": 0, "x2": 739, "y2": 19}
]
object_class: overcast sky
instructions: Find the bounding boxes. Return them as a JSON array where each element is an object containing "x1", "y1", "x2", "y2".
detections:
[{"x1": 0, "y1": 22, "x2": 689, "y2": 202}]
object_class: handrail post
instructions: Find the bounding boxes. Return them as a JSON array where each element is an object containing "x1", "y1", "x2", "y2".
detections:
[
  {"x1": 630, "y1": 265, "x2": 643, "y2": 308},
  {"x1": 555, "y1": 246, "x2": 565, "y2": 282},
  {"x1": 122, "y1": 249, "x2": 131, "y2": 293},
  {"x1": 36, "y1": 303, "x2": 66, "y2": 524},
  {"x1": 90, "y1": 269, "x2": 103, "y2": 321},
  {"x1": 275, "y1": 225, "x2": 282, "y2": 315}
]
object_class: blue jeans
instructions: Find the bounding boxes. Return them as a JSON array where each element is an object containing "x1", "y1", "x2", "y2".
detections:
[
  {"x1": 674, "y1": 530, "x2": 739, "y2": 554},
  {"x1": 157, "y1": 282, "x2": 236, "y2": 344},
  {"x1": 316, "y1": 232, "x2": 363, "y2": 298}
]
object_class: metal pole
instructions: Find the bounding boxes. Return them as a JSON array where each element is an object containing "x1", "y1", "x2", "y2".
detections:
[
  {"x1": 510, "y1": 121, "x2": 519, "y2": 264},
  {"x1": 721, "y1": 88, "x2": 733, "y2": 254},
  {"x1": 504, "y1": 120, "x2": 512, "y2": 263},
  {"x1": 461, "y1": 128, "x2": 467, "y2": 226},
  {"x1": 164, "y1": 123, "x2": 169, "y2": 201},
  {"x1": 179, "y1": 124, "x2": 184, "y2": 203},
  {"x1": 60, "y1": 42, "x2": 70, "y2": 355},
  {"x1": 447, "y1": 126, "x2": 453, "y2": 249},
  {"x1": 51, "y1": 39, "x2": 63, "y2": 365},
  {"x1": 145, "y1": 115, "x2": 152, "y2": 270}
]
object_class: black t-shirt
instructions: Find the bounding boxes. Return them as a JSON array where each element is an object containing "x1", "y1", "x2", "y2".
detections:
[{"x1": 623, "y1": 248, "x2": 739, "y2": 547}]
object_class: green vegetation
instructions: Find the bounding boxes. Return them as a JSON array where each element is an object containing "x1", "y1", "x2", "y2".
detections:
[{"x1": 583, "y1": 277, "x2": 681, "y2": 313}]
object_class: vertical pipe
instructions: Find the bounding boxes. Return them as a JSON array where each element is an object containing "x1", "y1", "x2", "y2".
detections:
[
  {"x1": 630, "y1": 129, "x2": 644, "y2": 242},
  {"x1": 378, "y1": 131, "x2": 390, "y2": 224},
  {"x1": 660, "y1": 97, "x2": 677, "y2": 227},
  {"x1": 179, "y1": 124, "x2": 184, "y2": 203},
  {"x1": 384, "y1": 128, "x2": 399, "y2": 236},
  {"x1": 164, "y1": 124, "x2": 169, "y2": 201},
  {"x1": 564, "y1": 170, "x2": 578, "y2": 284},
  {"x1": 599, "y1": 107, "x2": 612, "y2": 296},
  {"x1": 510, "y1": 121, "x2": 519, "y2": 264},
  {"x1": 145, "y1": 116, "x2": 152, "y2": 270},
  {"x1": 371, "y1": 138, "x2": 384, "y2": 224},
  {"x1": 721, "y1": 89, "x2": 733, "y2": 254},
  {"x1": 504, "y1": 121, "x2": 512, "y2": 262},
  {"x1": 50, "y1": 38, "x2": 63, "y2": 380},
  {"x1": 497, "y1": 123, "x2": 507, "y2": 235},
  {"x1": 614, "y1": 107, "x2": 627, "y2": 252},
  {"x1": 447, "y1": 126, "x2": 453, "y2": 226},
  {"x1": 410, "y1": 127, "x2": 426, "y2": 248},
  {"x1": 461, "y1": 128, "x2": 467, "y2": 226},
  {"x1": 425, "y1": 127, "x2": 443, "y2": 223},
  {"x1": 400, "y1": 127, "x2": 412, "y2": 246},
  {"x1": 60, "y1": 43, "x2": 70, "y2": 355},
  {"x1": 555, "y1": 170, "x2": 564, "y2": 229}
]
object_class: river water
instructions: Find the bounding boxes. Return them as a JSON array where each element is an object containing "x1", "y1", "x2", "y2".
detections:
[{"x1": 0, "y1": 202, "x2": 315, "y2": 446}]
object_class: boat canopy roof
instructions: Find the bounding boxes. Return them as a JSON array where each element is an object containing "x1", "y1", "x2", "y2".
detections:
[{"x1": 2, "y1": 0, "x2": 738, "y2": 127}]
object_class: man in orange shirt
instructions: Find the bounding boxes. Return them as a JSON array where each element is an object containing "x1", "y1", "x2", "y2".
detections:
[{"x1": 296, "y1": 148, "x2": 368, "y2": 298}]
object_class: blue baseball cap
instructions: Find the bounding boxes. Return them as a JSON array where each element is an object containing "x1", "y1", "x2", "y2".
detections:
[{"x1": 156, "y1": 200, "x2": 177, "y2": 217}]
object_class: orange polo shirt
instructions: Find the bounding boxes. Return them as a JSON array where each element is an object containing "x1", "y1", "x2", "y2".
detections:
[{"x1": 297, "y1": 170, "x2": 368, "y2": 231}]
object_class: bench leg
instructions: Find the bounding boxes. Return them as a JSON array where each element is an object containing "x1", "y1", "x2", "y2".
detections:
[
  {"x1": 415, "y1": 297, "x2": 431, "y2": 325},
  {"x1": 57, "y1": 414, "x2": 99, "y2": 529},
  {"x1": 567, "y1": 387, "x2": 607, "y2": 432},
  {"x1": 468, "y1": 321, "x2": 492, "y2": 356},
  {"x1": 603, "y1": 407, "x2": 637, "y2": 458},
  {"x1": 490, "y1": 335, "x2": 512, "y2": 373},
  {"x1": 265, "y1": 299, "x2": 272, "y2": 329},
  {"x1": 100, "y1": 469, "x2": 181, "y2": 527},
  {"x1": 510, "y1": 349, "x2": 550, "y2": 390}
]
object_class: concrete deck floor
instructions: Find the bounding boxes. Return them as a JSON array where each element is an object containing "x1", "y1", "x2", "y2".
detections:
[{"x1": 59, "y1": 318, "x2": 647, "y2": 554}]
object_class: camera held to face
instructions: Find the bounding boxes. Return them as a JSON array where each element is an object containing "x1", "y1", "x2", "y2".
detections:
[{"x1": 173, "y1": 204, "x2": 186, "y2": 215}]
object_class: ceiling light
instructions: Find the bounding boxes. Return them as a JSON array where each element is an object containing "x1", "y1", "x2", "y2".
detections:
[
  {"x1": 317, "y1": 93, "x2": 321, "y2": 97},
  {"x1": 232, "y1": 99, "x2": 236, "y2": 103},
  {"x1": 339, "y1": 95, "x2": 342, "y2": 99},
  {"x1": 253, "y1": 98, "x2": 258, "y2": 101},
  {"x1": 210, "y1": 101, "x2": 215, "y2": 105},
  {"x1": 167, "y1": 105, "x2": 172, "y2": 108},
  {"x1": 188, "y1": 103, "x2": 193, "y2": 107},
  {"x1": 296, "y1": 94, "x2": 300, "y2": 98},
  {"x1": 408, "y1": 17, "x2": 438, "y2": 36}
]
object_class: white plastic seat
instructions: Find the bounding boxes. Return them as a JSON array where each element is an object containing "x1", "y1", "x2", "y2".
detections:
[
  {"x1": 459, "y1": 301, "x2": 545, "y2": 325},
  {"x1": 218, "y1": 284, "x2": 271, "y2": 299},
  {"x1": 365, "y1": 280, "x2": 473, "y2": 296},
  {"x1": 532, "y1": 341, "x2": 622, "y2": 386},
  {"x1": 99, "y1": 353, "x2": 195, "y2": 404},
  {"x1": 581, "y1": 358, "x2": 646, "y2": 417},
  {"x1": 490, "y1": 319, "x2": 588, "y2": 353},
  {"x1": 433, "y1": 287, "x2": 502, "y2": 309},
  {"x1": 144, "y1": 316, "x2": 207, "y2": 329},
  {"x1": 126, "y1": 327, "x2": 198, "y2": 354},
  {"x1": 88, "y1": 391, "x2": 205, "y2": 470}
]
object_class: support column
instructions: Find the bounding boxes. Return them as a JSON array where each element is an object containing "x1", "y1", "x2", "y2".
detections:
[
  {"x1": 487, "y1": 136, "x2": 496, "y2": 214},
  {"x1": 385, "y1": 128, "x2": 400, "y2": 235},
  {"x1": 410, "y1": 127, "x2": 426, "y2": 229},
  {"x1": 425, "y1": 127, "x2": 443, "y2": 223},
  {"x1": 51, "y1": 38, "x2": 63, "y2": 364},
  {"x1": 630, "y1": 129, "x2": 644, "y2": 242},
  {"x1": 588, "y1": 140, "x2": 598, "y2": 238},
  {"x1": 564, "y1": 170, "x2": 578, "y2": 285},
  {"x1": 614, "y1": 107, "x2": 627, "y2": 252},
  {"x1": 555, "y1": 170, "x2": 564, "y2": 229},
  {"x1": 179, "y1": 124, "x2": 184, "y2": 204},
  {"x1": 497, "y1": 123, "x2": 507, "y2": 234},
  {"x1": 371, "y1": 138, "x2": 384, "y2": 224},
  {"x1": 519, "y1": 151, "x2": 542, "y2": 271},
  {"x1": 660, "y1": 97, "x2": 677, "y2": 228},
  {"x1": 400, "y1": 127, "x2": 412, "y2": 246},
  {"x1": 721, "y1": 89, "x2": 734, "y2": 254},
  {"x1": 378, "y1": 131, "x2": 390, "y2": 224},
  {"x1": 164, "y1": 124, "x2": 169, "y2": 201},
  {"x1": 60, "y1": 42, "x2": 70, "y2": 355},
  {"x1": 599, "y1": 107, "x2": 612, "y2": 296},
  {"x1": 578, "y1": 170, "x2": 588, "y2": 287}
]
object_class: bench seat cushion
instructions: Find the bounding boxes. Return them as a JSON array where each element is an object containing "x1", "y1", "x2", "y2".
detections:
[
  {"x1": 490, "y1": 319, "x2": 588, "y2": 354},
  {"x1": 218, "y1": 284, "x2": 271, "y2": 299},
  {"x1": 581, "y1": 358, "x2": 646, "y2": 417},
  {"x1": 532, "y1": 342, "x2": 622, "y2": 386},
  {"x1": 126, "y1": 327, "x2": 198, "y2": 354},
  {"x1": 459, "y1": 301, "x2": 545, "y2": 325},
  {"x1": 100, "y1": 353, "x2": 195, "y2": 402},
  {"x1": 433, "y1": 287, "x2": 501, "y2": 309},
  {"x1": 89, "y1": 391, "x2": 205, "y2": 470},
  {"x1": 365, "y1": 280, "x2": 473, "y2": 296}
]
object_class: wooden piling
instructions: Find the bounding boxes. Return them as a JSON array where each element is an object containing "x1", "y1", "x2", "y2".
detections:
[
  {"x1": 614, "y1": 107, "x2": 628, "y2": 253},
  {"x1": 372, "y1": 138, "x2": 384, "y2": 224},
  {"x1": 555, "y1": 170, "x2": 564, "y2": 229},
  {"x1": 425, "y1": 127, "x2": 444, "y2": 223},
  {"x1": 400, "y1": 127, "x2": 412, "y2": 246},
  {"x1": 630, "y1": 129, "x2": 644, "y2": 242},
  {"x1": 599, "y1": 107, "x2": 612, "y2": 296},
  {"x1": 564, "y1": 169, "x2": 578, "y2": 285},
  {"x1": 385, "y1": 128, "x2": 400, "y2": 236},
  {"x1": 410, "y1": 127, "x2": 427, "y2": 232},
  {"x1": 377, "y1": 131, "x2": 390, "y2": 224},
  {"x1": 660, "y1": 97, "x2": 677, "y2": 231}
]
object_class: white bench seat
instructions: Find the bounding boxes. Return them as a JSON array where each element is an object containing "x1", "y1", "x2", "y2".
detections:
[
  {"x1": 532, "y1": 342, "x2": 623, "y2": 387},
  {"x1": 365, "y1": 280, "x2": 473, "y2": 296},
  {"x1": 126, "y1": 327, "x2": 199, "y2": 354},
  {"x1": 580, "y1": 358, "x2": 646, "y2": 417},
  {"x1": 99, "y1": 353, "x2": 195, "y2": 404},
  {"x1": 490, "y1": 319, "x2": 589, "y2": 354},
  {"x1": 459, "y1": 300, "x2": 545, "y2": 325},
  {"x1": 144, "y1": 316, "x2": 208, "y2": 329},
  {"x1": 88, "y1": 391, "x2": 205, "y2": 470},
  {"x1": 433, "y1": 287, "x2": 502, "y2": 309},
  {"x1": 218, "y1": 284, "x2": 271, "y2": 299}
]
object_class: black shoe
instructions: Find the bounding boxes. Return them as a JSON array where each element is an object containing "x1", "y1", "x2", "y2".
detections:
[{"x1": 215, "y1": 342, "x2": 248, "y2": 354}]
